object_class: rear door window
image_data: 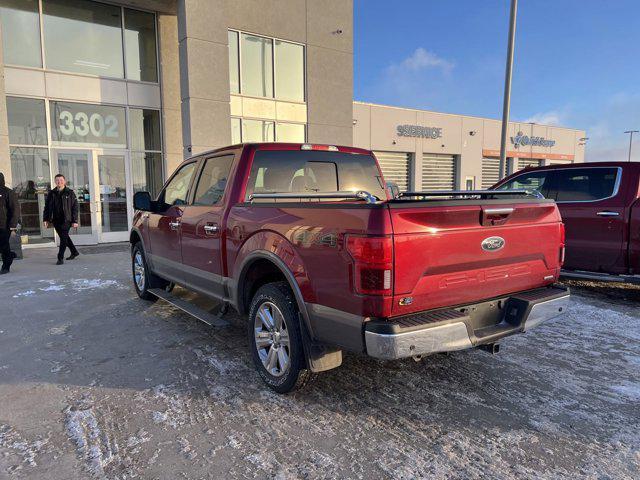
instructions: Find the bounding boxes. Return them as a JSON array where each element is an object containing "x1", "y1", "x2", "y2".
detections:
[
  {"x1": 552, "y1": 167, "x2": 619, "y2": 202},
  {"x1": 496, "y1": 170, "x2": 553, "y2": 198},
  {"x1": 192, "y1": 154, "x2": 234, "y2": 206}
]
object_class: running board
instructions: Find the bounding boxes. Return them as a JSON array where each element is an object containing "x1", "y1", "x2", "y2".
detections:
[
  {"x1": 149, "y1": 288, "x2": 231, "y2": 327},
  {"x1": 561, "y1": 270, "x2": 640, "y2": 285}
]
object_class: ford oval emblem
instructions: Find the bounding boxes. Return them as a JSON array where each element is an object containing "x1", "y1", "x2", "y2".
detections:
[{"x1": 481, "y1": 236, "x2": 505, "y2": 252}]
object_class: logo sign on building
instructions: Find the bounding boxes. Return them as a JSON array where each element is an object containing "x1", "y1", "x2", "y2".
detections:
[
  {"x1": 397, "y1": 124, "x2": 443, "y2": 139},
  {"x1": 50, "y1": 101, "x2": 127, "y2": 148},
  {"x1": 511, "y1": 131, "x2": 556, "y2": 148}
]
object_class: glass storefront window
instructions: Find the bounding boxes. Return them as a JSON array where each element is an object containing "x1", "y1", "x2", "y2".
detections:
[
  {"x1": 50, "y1": 101, "x2": 127, "y2": 147},
  {"x1": 0, "y1": 0, "x2": 42, "y2": 67},
  {"x1": 130, "y1": 109, "x2": 161, "y2": 152},
  {"x1": 275, "y1": 40, "x2": 304, "y2": 102},
  {"x1": 241, "y1": 34, "x2": 273, "y2": 98},
  {"x1": 231, "y1": 118, "x2": 241, "y2": 144},
  {"x1": 7, "y1": 97, "x2": 48, "y2": 145},
  {"x1": 43, "y1": 0, "x2": 124, "y2": 78},
  {"x1": 242, "y1": 119, "x2": 274, "y2": 142},
  {"x1": 228, "y1": 31, "x2": 239, "y2": 94},
  {"x1": 131, "y1": 151, "x2": 163, "y2": 198},
  {"x1": 124, "y1": 8, "x2": 158, "y2": 82},
  {"x1": 276, "y1": 123, "x2": 305, "y2": 142},
  {"x1": 9, "y1": 147, "x2": 53, "y2": 242}
]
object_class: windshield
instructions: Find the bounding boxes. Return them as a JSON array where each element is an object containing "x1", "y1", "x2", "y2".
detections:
[{"x1": 245, "y1": 150, "x2": 387, "y2": 201}]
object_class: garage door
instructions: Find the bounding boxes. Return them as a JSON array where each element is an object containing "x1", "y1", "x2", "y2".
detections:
[
  {"x1": 481, "y1": 157, "x2": 508, "y2": 189},
  {"x1": 422, "y1": 154, "x2": 457, "y2": 191},
  {"x1": 374, "y1": 151, "x2": 411, "y2": 191},
  {"x1": 517, "y1": 159, "x2": 543, "y2": 171}
]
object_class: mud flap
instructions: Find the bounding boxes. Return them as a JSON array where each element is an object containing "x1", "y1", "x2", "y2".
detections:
[{"x1": 298, "y1": 313, "x2": 343, "y2": 372}]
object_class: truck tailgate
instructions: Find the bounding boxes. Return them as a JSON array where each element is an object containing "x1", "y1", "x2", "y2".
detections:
[{"x1": 389, "y1": 200, "x2": 562, "y2": 317}]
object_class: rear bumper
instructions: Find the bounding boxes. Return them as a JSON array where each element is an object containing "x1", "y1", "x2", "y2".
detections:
[{"x1": 365, "y1": 285, "x2": 570, "y2": 360}]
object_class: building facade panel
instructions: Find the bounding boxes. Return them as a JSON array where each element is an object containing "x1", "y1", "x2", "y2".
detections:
[
  {"x1": 354, "y1": 101, "x2": 585, "y2": 191},
  {"x1": 306, "y1": 45, "x2": 353, "y2": 145}
]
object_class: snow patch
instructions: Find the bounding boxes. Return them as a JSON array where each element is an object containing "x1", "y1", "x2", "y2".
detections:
[
  {"x1": 0, "y1": 424, "x2": 48, "y2": 471},
  {"x1": 49, "y1": 325, "x2": 69, "y2": 335},
  {"x1": 65, "y1": 406, "x2": 118, "y2": 477},
  {"x1": 610, "y1": 382, "x2": 640, "y2": 400},
  {"x1": 39, "y1": 285, "x2": 65, "y2": 292},
  {"x1": 12, "y1": 290, "x2": 35, "y2": 298},
  {"x1": 71, "y1": 279, "x2": 120, "y2": 291}
]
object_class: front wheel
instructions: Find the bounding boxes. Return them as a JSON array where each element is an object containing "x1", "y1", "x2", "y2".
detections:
[
  {"x1": 132, "y1": 242, "x2": 166, "y2": 301},
  {"x1": 248, "y1": 282, "x2": 314, "y2": 393}
]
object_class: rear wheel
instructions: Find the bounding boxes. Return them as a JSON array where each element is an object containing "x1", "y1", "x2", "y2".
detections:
[
  {"x1": 131, "y1": 242, "x2": 167, "y2": 301},
  {"x1": 248, "y1": 282, "x2": 314, "y2": 393}
]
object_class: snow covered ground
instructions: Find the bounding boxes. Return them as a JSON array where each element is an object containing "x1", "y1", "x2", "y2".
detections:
[{"x1": 0, "y1": 246, "x2": 638, "y2": 479}]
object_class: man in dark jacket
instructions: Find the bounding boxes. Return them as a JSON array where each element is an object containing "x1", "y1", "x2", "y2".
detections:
[
  {"x1": 43, "y1": 174, "x2": 80, "y2": 265},
  {"x1": 0, "y1": 172, "x2": 20, "y2": 274}
]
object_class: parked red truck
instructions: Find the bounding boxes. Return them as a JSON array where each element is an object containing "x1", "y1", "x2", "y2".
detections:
[
  {"x1": 130, "y1": 143, "x2": 569, "y2": 392},
  {"x1": 494, "y1": 161, "x2": 640, "y2": 283}
]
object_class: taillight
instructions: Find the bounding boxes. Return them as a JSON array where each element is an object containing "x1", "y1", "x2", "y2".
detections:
[
  {"x1": 346, "y1": 235, "x2": 393, "y2": 295},
  {"x1": 559, "y1": 223, "x2": 566, "y2": 266}
]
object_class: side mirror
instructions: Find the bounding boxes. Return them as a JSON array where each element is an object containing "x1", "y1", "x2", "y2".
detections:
[
  {"x1": 386, "y1": 181, "x2": 401, "y2": 199},
  {"x1": 133, "y1": 191, "x2": 153, "y2": 212}
]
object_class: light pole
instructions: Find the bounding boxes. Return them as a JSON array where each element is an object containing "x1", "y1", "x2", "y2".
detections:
[
  {"x1": 499, "y1": 0, "x2": 518, "y2": 177},
  {"x1": 624, "y1": 130, "x2": 638, "y2": 162}
]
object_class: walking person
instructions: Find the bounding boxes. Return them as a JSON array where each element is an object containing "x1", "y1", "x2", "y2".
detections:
[
  {"x1": 0, "y1": 172, "x2": 20, "y2": 275},
  {"x1": 43, "y1": 174, "x2": 80, "y2": 265}
]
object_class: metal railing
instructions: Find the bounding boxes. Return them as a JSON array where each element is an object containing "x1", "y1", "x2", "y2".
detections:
[
  {"x1": 248, "y1": 190, "x2": 378, "y2": 204},
  {"x1": 397, "y1": 189, "x2": 544, "y2": 199}
]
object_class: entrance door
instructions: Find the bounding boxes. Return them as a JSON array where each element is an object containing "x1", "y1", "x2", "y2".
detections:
[
  {"x1": 52, "y1": 149, "x2": 99, "y2": 245},
  {"x1": 95, "y1": 150, "x2": 132, "y2": 243},
  {"x1": 52, "y1": 149, "x2": 132, "y2": 244}
]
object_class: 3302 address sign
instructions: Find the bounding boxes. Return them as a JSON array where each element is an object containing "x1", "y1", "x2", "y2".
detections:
[{"x1": 51, "y1": 101, "x2": 127, "y2": 147}]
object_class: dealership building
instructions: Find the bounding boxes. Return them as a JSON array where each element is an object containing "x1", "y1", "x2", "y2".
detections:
[{"x1": 0, "y1": 0, "x2": 585, "y2": 246}]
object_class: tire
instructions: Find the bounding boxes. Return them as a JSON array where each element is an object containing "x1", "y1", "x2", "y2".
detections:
[
  {"x1": 248, "y1": 282, "x2": 314, "y2": 393},
  {"x1": 131, "y1": 242, "x2": 167, "y2": 301}
]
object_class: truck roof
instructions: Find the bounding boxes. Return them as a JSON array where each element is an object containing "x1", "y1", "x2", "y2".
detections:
[
  {"x1": 183, "y1": 143, "x2": 374, "y2": 165},
  {"x1": 519, "y1": 161, "x2": 640, "y2": 172}
]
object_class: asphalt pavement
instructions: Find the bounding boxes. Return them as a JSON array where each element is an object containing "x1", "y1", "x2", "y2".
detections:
[{"x1": 1, "y1": 245, "x2": 639, "y2": 479}]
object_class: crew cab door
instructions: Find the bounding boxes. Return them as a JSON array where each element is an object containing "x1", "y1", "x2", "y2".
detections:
[
  {"x1": 548, "y1": 167, "x2": 625, "y2": 273},
  {"x1": 146, "y1": 161, "x2": 198, "y2": 282},
  {"x1": 179, "y1": 153, "x2": 235, "y2": 299}
]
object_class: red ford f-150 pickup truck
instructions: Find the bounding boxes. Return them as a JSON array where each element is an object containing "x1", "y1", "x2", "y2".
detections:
[
  {"x1": 131, "y1": 143, "x2": 569, "y2": 392},
  {"x1": 494, "y1": 161, "x2": 640, "y2": 283}
]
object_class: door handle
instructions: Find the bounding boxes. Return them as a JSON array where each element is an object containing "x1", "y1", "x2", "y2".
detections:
[
  {"x1": 203, "y1": 224, "x2": 220, "y2": 236},
  {"x1": 596, "y1": 211, "x2": 620, "y2": 217},
  {"x1": 169, "y1": 220, "x2": 181, "y2": 230}
]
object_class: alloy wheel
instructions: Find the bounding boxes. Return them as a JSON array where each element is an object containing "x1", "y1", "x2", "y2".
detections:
[
  {"x1": 254, "y1": 301, "x2": 290, "y2": 377},
  {"x1": 133, "y1": 251, "x2": 145, "y2": 291}
]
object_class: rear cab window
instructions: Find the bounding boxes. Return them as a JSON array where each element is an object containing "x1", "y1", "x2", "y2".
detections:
[{"x1": 244, "y1": 150, "x2": 387, "y2": 201}]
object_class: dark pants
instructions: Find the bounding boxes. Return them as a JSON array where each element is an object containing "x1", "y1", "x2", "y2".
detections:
[
  {"x1": 0, "y1": 229, "x2": 12, "y2": 271},
  {"x1": 54, "y1": 223, "x2": 79, "y2": 260}
]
